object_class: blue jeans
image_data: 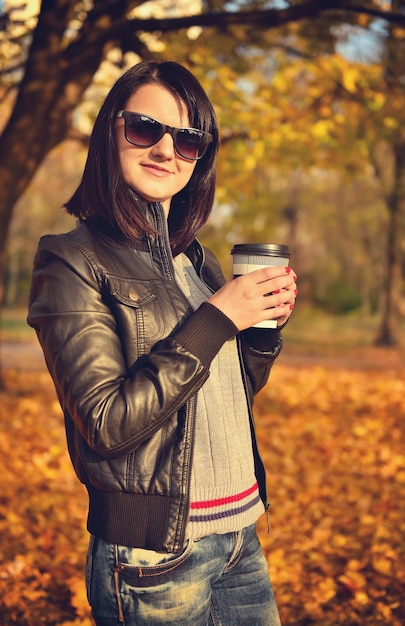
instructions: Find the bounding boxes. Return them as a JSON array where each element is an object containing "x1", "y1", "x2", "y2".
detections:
[{"x1": 86, "y1": 523, "x2": 281, "y2": 625}]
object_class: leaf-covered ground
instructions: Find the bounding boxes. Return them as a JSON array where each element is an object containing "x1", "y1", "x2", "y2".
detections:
[{"x1": 0, "y1": 356, "x2": 404, "y2": 625}]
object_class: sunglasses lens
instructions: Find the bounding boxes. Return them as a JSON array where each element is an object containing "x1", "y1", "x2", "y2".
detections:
[
  {"x1": 175, "y1": 129, "x2": 207, "y2": 160},
  {"x1": 126, "y1": 115, "x2": 163, "y2": 147},
  {"x1": 122, "y1": 113, "x2": 210, "y2": 160}
]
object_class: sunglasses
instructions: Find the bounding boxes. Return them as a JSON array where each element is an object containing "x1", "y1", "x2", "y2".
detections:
[{"x1": 116, "y1": 111, "x2": 213, "y2": 161}]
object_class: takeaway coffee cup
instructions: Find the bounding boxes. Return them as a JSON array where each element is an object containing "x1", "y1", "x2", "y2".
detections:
[{"x1": 231, "y1": 243, "x2": 291, "y2": 329}]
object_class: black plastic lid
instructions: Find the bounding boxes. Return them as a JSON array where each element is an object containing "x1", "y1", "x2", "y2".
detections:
[{"x1": 231, "y1": 243, "x2": 290, "y2": 257}]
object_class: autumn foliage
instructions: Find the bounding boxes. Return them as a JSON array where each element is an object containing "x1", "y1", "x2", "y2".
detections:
[{"x1": 1, "y1": 352, "x2": 404, "y2": 625}]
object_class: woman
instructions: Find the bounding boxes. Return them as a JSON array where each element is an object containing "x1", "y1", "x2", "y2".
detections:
[{"x1": 28, "y1": 60, "x2": 297, "y2": 626}]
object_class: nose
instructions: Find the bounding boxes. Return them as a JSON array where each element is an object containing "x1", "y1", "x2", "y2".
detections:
[{"x1": 150, "y1": 132, "x2": 175, "y2": 159}]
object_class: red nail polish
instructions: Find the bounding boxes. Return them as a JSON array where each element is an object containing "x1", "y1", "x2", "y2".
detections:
[
  {"x1": 285, "y1": 267, "x2": 291, "y2": 273},
  {"x1": 294, "y1": 289, "x2": 298, "y2": 296},
  {"x1": 289, "y1": 304, "x2": 295, "y2": 310},
  {"x1": 273, "y1": 289, "x2": 281, "y2": 294}
]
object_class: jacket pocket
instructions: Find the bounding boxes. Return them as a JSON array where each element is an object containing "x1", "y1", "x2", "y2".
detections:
[{"x1": 106, "y1": 276, "x2": 166, "y2": 351}]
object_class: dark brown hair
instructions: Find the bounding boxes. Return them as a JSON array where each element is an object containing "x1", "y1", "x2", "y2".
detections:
[{"x1": 64, "y1": 60, "x2": 219, "y2": 256}]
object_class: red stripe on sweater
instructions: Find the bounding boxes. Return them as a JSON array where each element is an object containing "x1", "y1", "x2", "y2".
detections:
[{"x1": 190, "y1": 482, "x2": 259, "y2": 510}]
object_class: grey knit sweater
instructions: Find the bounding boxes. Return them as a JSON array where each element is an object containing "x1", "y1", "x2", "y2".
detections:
[{"x1": 173, "y1": 254, "x2": 264, "y2": 539}]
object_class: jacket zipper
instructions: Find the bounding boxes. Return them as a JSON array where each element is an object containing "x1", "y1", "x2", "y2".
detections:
[
  {"x1": 147, "y1": 202, "x2": 198, "y2": 551},
  {"x1": 148, "y1": 203, "x2": 176, "y2": 281}
]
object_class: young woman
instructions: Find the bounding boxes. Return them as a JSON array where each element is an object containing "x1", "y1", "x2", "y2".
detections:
[{"x1": 28, "y1": 60, "x2": 297, "y2": 626}]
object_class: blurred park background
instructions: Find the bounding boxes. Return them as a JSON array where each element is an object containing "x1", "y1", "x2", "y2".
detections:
[{"x1": 0, "y1": 1, "x2": 404, "y2": 625}]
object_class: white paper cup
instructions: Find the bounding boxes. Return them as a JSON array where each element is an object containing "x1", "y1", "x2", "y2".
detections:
[{"x1": 231, "y1": 243, "x2": 291, "y2": 329}]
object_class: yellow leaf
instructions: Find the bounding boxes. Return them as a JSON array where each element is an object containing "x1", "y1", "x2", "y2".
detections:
[
  {"x1": 332, "y1": 533, "x2": 347, "y2": 547},
  {"x1": 354, "y1": 590, "x2": 370, "y2": 605},
  {"x1": 383, "y1": 117, "x2": 399, "y2": 129},
  {"x1": 396, "y1": 470, "x2": 405, "y2": 483},
  {"x1": 372, "y1": 556, "x2": 393, "y2": 576},
  {"x1": 339, "y1": 571, "x2": 367, "y2": 590},
  {"x1": 312, "y1": 120, "x2": 331, "y2": 139},
  {"x1": 342, "y1": 67, "x2": 359, "y2": 93},
  {"x1": 244, "y1": 155, "x2": 256, "y2": 171},
  {"x1": 317, "y1": 577, "x2": 337, "y2": 603}
]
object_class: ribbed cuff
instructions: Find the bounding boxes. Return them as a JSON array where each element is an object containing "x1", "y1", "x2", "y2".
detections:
[{"x1": 173, "y1": 302, "x2": 238, "y2": 367}]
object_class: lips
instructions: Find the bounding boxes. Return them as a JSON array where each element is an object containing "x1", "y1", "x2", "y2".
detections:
[{"x1": 143, "y1": 163, "x2": 171, "y2": 176}]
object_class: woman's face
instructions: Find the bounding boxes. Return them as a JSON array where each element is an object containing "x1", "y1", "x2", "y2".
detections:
[{"x1": 115, "y1": 83, "x2": 197, "y2": 216}]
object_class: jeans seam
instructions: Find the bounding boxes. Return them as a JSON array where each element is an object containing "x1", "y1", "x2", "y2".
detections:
[
  {"x1": 209, "y1": 598, "x2": 221, "y2": 626},
  {"x1": 224, "y1": 528, "x2": 245, "y2": 573},
  {"x1": 113, "y1": 545, "x2": 125, "y2": 623}
]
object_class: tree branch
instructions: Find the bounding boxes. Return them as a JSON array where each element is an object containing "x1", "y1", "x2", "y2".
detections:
[
  {"x1": 117, "y1": 0, "x2": 405, "y2": 35},
  {"x1": 64, "y1": 0, "x2": 404, "y2": 60}
]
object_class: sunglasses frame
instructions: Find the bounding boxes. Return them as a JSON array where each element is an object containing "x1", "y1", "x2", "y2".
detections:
[{"x1": 116, "y1": 110, "x2": 213, "y2": 161}]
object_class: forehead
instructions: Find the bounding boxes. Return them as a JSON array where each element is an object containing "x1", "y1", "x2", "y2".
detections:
[{"x1": 125, "y1": 84, "x2": 190, "y2": 125}]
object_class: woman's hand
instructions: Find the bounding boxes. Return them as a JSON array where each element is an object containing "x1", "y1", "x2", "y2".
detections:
[{"x1": 208, "y1": 266, "x2": 298, "y2": 332}]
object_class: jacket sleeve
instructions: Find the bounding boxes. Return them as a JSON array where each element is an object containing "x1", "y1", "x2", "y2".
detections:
[
  {"x1": 27, "y1": 238, "x2": 237, "y2": 459},
  {"x1": 240, "y1": 329, "x2": 283, "y2": 397}
]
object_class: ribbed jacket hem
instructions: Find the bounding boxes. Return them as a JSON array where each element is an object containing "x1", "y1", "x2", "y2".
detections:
[{"x1": 86, "y1": 486, "x2": 175, "y2": 551}]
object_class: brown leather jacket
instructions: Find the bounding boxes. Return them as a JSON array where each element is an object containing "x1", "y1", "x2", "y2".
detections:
[{"x1": 28, "y1": 204, "x2": 283, "y2": 552}]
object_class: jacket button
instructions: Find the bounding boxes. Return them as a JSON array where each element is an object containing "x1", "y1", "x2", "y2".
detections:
[{"x1": 128, "y1": 289, "x2": 139, "y2": 300}]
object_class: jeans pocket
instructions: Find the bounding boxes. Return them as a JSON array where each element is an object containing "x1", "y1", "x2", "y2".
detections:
[{"x1": 115, "y1": 539, "x2": 194, "y2": 588}]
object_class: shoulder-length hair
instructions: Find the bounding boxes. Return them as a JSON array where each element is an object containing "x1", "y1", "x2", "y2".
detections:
[{"x1": 65, "y1": 60, "x2": 220, "y2": 256}]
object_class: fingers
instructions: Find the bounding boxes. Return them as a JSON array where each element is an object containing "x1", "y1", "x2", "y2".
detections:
[
  {"x1": 253, "y1": 267, "x2": 298, "y2": 327},
  {"x1": 208, "y1": 266, "x2": 298, "y2": 331},
  {"x1": 271, "y1": 272, "x2": 298, "y2": 327},
  {"x1": 245, "y1": 265, "x2": 294, "y2": 282},
  {"x1": 240, "y1": 265, "x2": 296, "y2": 299}
]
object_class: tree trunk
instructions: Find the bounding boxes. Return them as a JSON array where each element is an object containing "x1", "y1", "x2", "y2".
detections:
[
  {"x1": 373, "y1": 2, "x2": 405, "y2": 347},
  {"x1": 374, "y1": 197, "x2": 402, "y2": 345},
  {"x1": 374, "y1": 139, "x2": 405, "y2": 346}
]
